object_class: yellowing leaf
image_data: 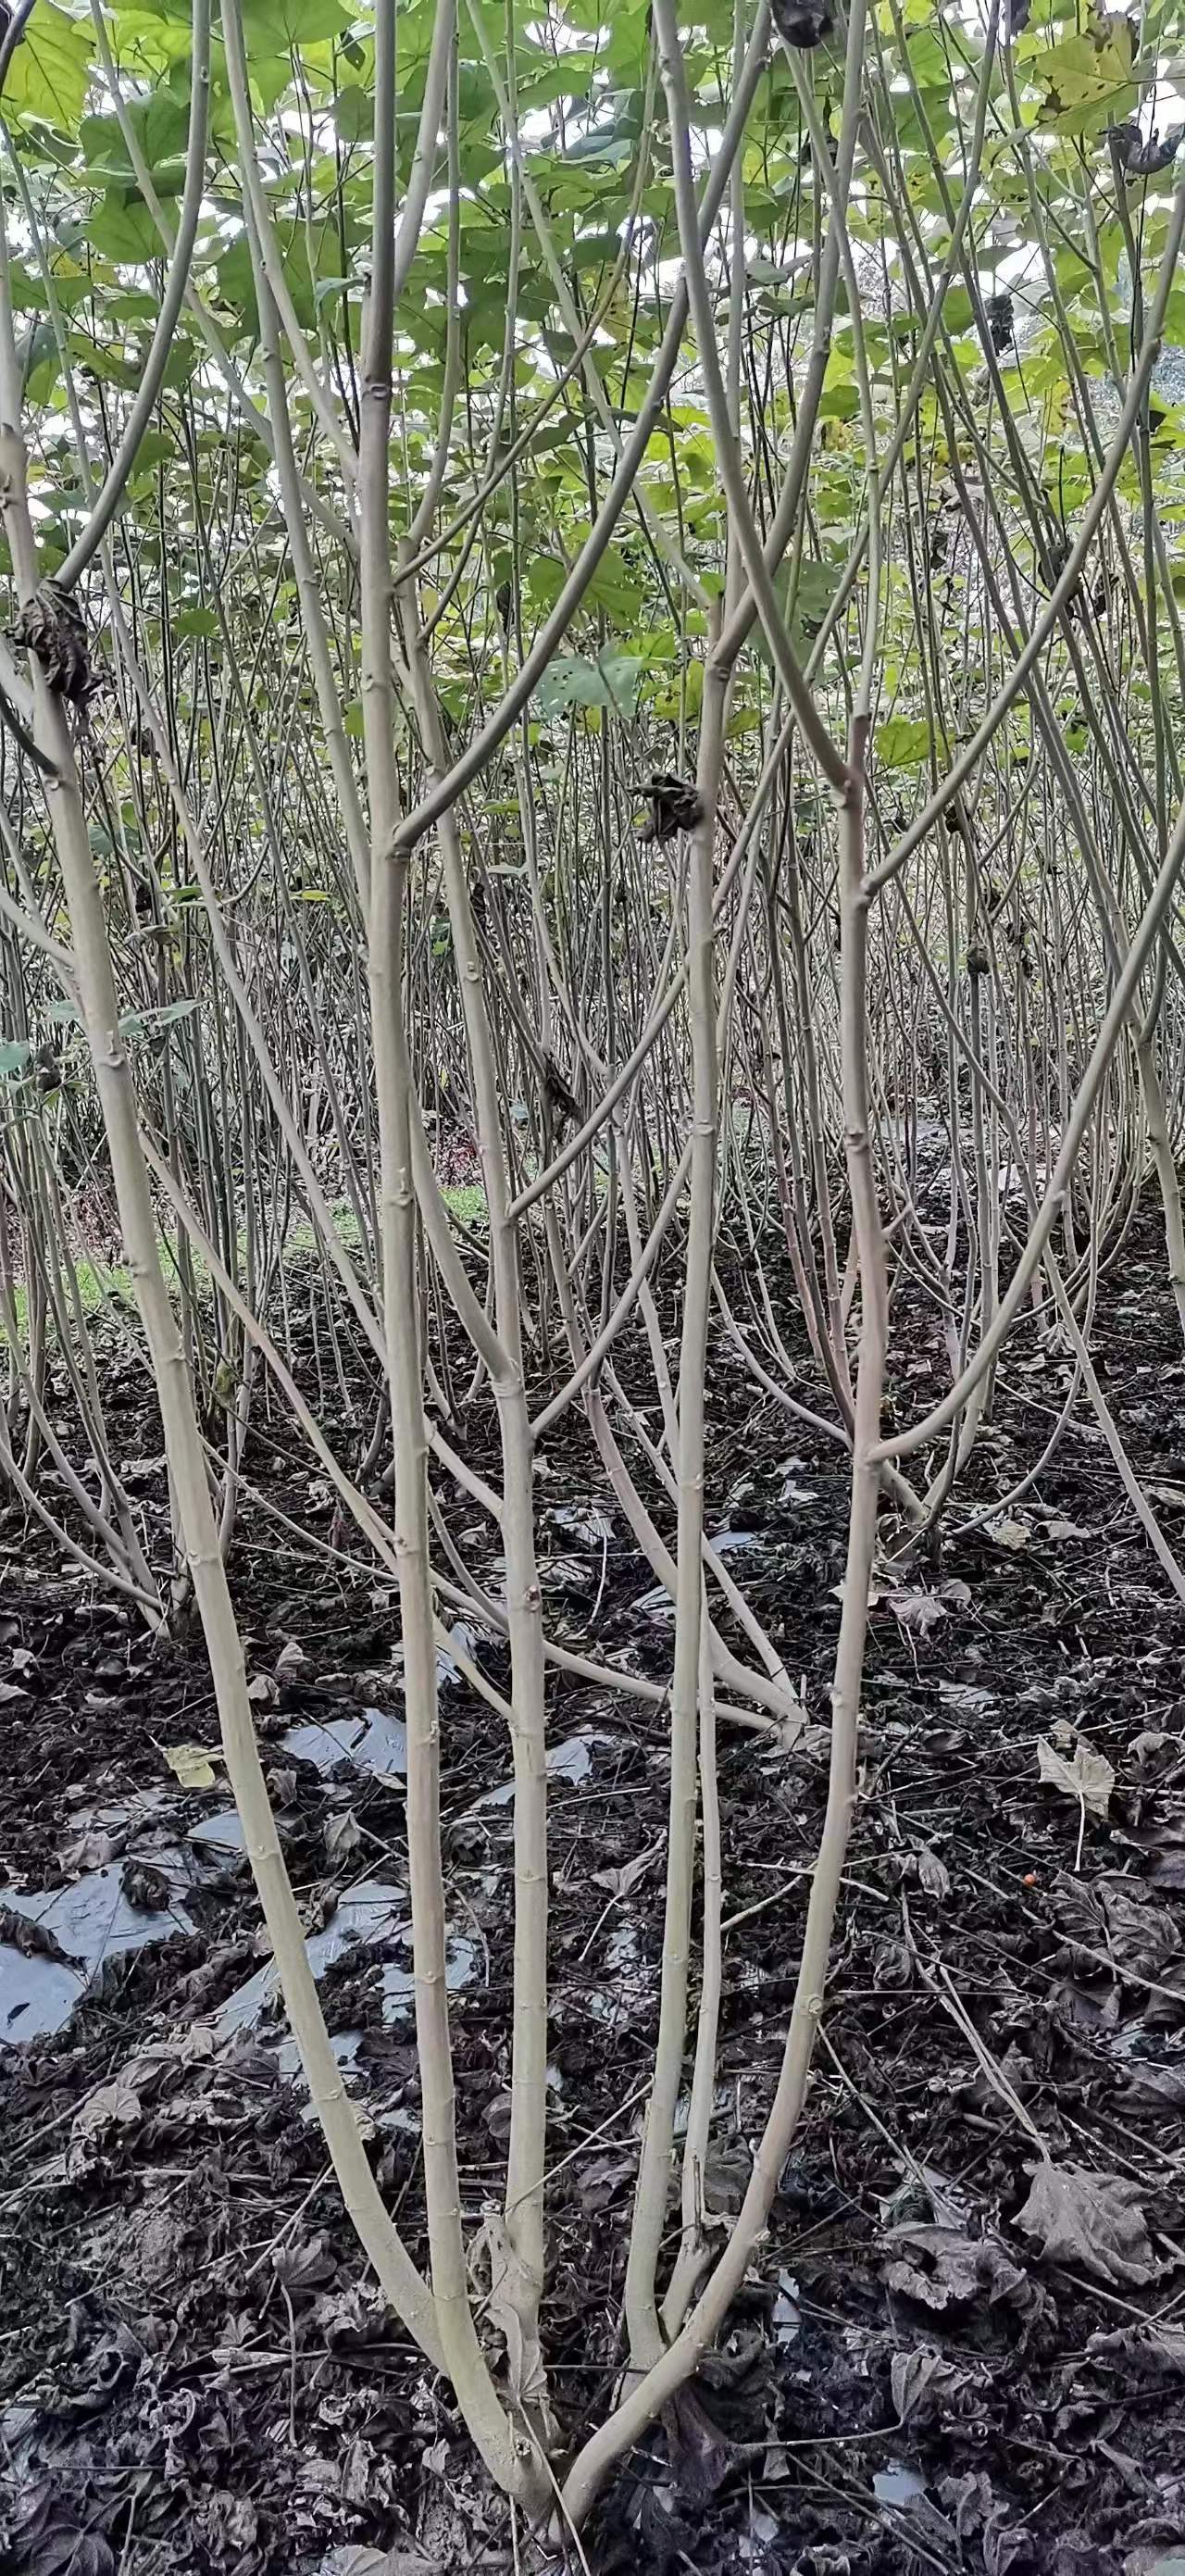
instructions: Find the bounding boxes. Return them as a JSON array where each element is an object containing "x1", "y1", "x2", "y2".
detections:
[{"x1": 163, "y1": 1742, "x2": 223, "y2": 1791}]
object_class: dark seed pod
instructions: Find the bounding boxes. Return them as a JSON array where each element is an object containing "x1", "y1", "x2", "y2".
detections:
[
  {"x1": 967, "y1": 944, "x2": 991, "y2": 979},
  {"x1": 771, "y1": 0, "x2": 834, "y2": 48},
  {"x1": 543, "y1": 1054, "x2": 580, "y2": 1126},
  {"x1": 987, "y1": 291, "x2": 1015, "y2": 354},
  {"x1": 1112, "y1": 118, "x2": 1182, "y2": 177},
  {"x1": 10, "y1": 581, "x2": 95, "y2": 705}
]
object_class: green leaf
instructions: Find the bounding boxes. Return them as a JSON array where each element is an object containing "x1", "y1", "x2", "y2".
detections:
[
  {"x1": 876, "y1": 717, "x2": 935, "y2": 769},
  {"x1": 119, "y1": 998, "x2": 198, "y2": 1039},
  {"x1": 4, "y1": 3, "x2": 94, "y2": 134},
  {"x1": 242, "y1": 0, "x2": 350, "y2": 49},
  {"x1": 0, "y1": 1040, "x2": 32, "y2": 1077},
  {"x1": 79, "y1": 94, "x2": 190, "y2": 194},
  {"x1": 177, "y1": 606, "x2": 218, "y2": 637},
  {"x1": 332, "y1": 82, "x2": 372, "y2": 141},
  {"x1": 535, "y1": 652, "x2": 642, "y2": 718},
  {"x1": 85, "y1": 196, "x2": 162, "y2": 263}
]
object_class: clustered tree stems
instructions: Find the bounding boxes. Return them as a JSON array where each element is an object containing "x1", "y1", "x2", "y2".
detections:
[
  {"x1": 7, "y1": 0, "x2": 1185, "y2": 2541},
  {"x1": 0, "y1": 163, "x2": 444, "y2": 2395}
]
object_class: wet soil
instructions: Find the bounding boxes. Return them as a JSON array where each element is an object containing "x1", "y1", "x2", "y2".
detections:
[{"x1": 4, "y1": 1213, "x2": 1185, "y2": 2576}]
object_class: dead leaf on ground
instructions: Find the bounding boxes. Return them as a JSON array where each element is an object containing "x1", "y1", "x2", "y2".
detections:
[
  {"x1": 161, "y1": 1742, "x2": 223, "y2": 1791},
  {"x1": 1037, "y1": 1734, "x2": 1115, "y2": 1819},
  {"x1": 321, "y1": 2547, "x2": 442, "y2": 2576},
  {"x1": 884, "y1": 2224, "x2": 1032, "y2": 2318},
  {"x1": 662, "y1": 2384, "x2": 733, "y2": 2506},
  {"x1": 472, "y1": 2208, "x2": 554, "y2": 2432},
  {"x1": 886, "y1": 1588, "x2": 947, "y2": 1637},
  {"x1": 990, "y1": 1514, "x2": 1032, "y2": 1551},
  {"x1": 592, "y1": 1837, "x2": 663, "y2": 1899},
  {"x1": 1086, "y1": 2320, "x2": 1185, "y2": 2378},
  {"x1": 1120, "y1": 2060, "x2": 1185, "y2": 2108},
  {"x1": 917, "y1": 1845, "x2": 952, "y2": 1899},
  {"x1": 1015, "y1": 2159, "x2": 1157, "y2": 2286},
  {"x1": 892, "y1": 2345, "x2": 983, "y2": 2424},
  {"x1": 73, "y1": 2068, "x2": 143, "y2": 2140},
  {"x1": 325, "y1": 1807, "x2": 361, "y2": 1864}
]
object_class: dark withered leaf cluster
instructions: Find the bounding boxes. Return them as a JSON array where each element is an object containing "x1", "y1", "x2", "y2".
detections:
[
  {"x1": 637, "y1": 772, "x2": 705, "y2": 844},
  {"x1": 10, "y1": 581, "x2": 94, "y2": 705},
  {"x1": 770, "y1": 0, "x2": 834, "y2": 48}
]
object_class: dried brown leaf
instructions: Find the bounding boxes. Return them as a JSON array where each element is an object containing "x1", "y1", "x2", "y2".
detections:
[
  {"x1": 592, "y1": 1837, "x2": 663, "y2": 1899},
  {"x1": 886, "y1": 1587, "x2": 947, "y2": 1636},
  {"x1": 917, "y1": 1845, "x2": 951, "y2": 1899},
  {"x1": 1015, "y1": 2159, "x2": 1157, "y2": 2286},
  {"x1": 73, "y1": 2069, "x2": 143, "y2": 2140},
  {"x1": 473, "y1": 2208, "x2": 553, "y2": 2431},
  {"x1": 325, "y1": 1807, "x2": 361, "y2": 1864},
  {"x1": 1037, "y1": 1734, "x2": 1114, "y2": 1819}
]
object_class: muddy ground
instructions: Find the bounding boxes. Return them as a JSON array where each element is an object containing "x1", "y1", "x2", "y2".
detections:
[{"x1": 4, "y1": 1211, "x2": 1185, "y2": 2576}]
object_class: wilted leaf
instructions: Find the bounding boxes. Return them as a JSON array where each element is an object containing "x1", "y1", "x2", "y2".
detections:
[
  {"x1": 473, "y1": 2209, "x2": 553, "y2": 2427},
  {"x1": 917, "y1": 1845, "x2": 952, "y2": 1899},
  {"x1": 990, "y1": 1514, "x2": 1032, "y2": 1551},
  {"x1": 661, "y1": 2384, "x2": 733, "y2": 2506},
  {"x1": 247, "y1": 1672, "x2": 278, "y2": 1706},
  {"x1": 1037, "y1": 1734, "x2": 1114, "y2": 1819},
  {"x1": 592, "y1": 1837, "x2": 663, "y2": 1898},
  {"x1": 162, "y1": 1742, "x2": 223, "y2": 1790},
  {"x1": 884, "y1": 2224, "x2": 1033, "y2": 2318},
  {"x1": 74, "y1": 2068, "x2": 143, "y2": 2139},
  {"x1": 272, "y1": 2233, "x2": 337, "y2": 2295},
  {"x1": 892, "y1": 2345, "x2": 980, "y2": 2423},
  {"x1": 887, "y1": 1588, "x2": 947, "y2": 1636},
  {"x1": 325, "y1": 1807, "x2": 361, "y2": 1863},
  {"x1": 274, "y1": 1638, "x2": 306, "y2": 1679},
  {"x1": 1015, "y1": 2159, "x2": 1156, "y2": 2285},
  {"x1": 1119, "y1": 2061, "x2": 1185, "y2": 2107}
]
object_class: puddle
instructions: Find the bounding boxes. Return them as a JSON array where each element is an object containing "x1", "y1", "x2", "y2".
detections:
[
  {"x1": 589, "y1": 1921, "x2": 655, "y2": 2032},
  {"x1": 189, "y1": 1810, "x2": 247, "y2": 1853},
  {"x1": 276, "y1": 2028, "x2": 363, "y2": 2084},
  {"x1": 546, "y1": 1502, "x2": 614, "y2": 1545},
  {"x1": 772, "y1": 2271, "x2": 801, "y2": 2342},
  {"x1": 436, "y1": 1621, "x2": 479, "y2": 1685},
  {"x1": 460, "y1": 1732, "x2": 613, "y2": 1818},
  {"x1": 217, "y1": 1879, "x2": 405, "y2": 2038},
  {"x1": 873, "y1": 2464, "x2": 927, "y2": 2507},
  {"x1": 281, "y1": 1707, "x2": 407, "y2": 1781},
  {"x1": 381, "y1": 1932, "x2": 480, "y2": 2019},
  {"x1": 1, "y1": 1861, "x2": 193, "y2": 2044}
]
